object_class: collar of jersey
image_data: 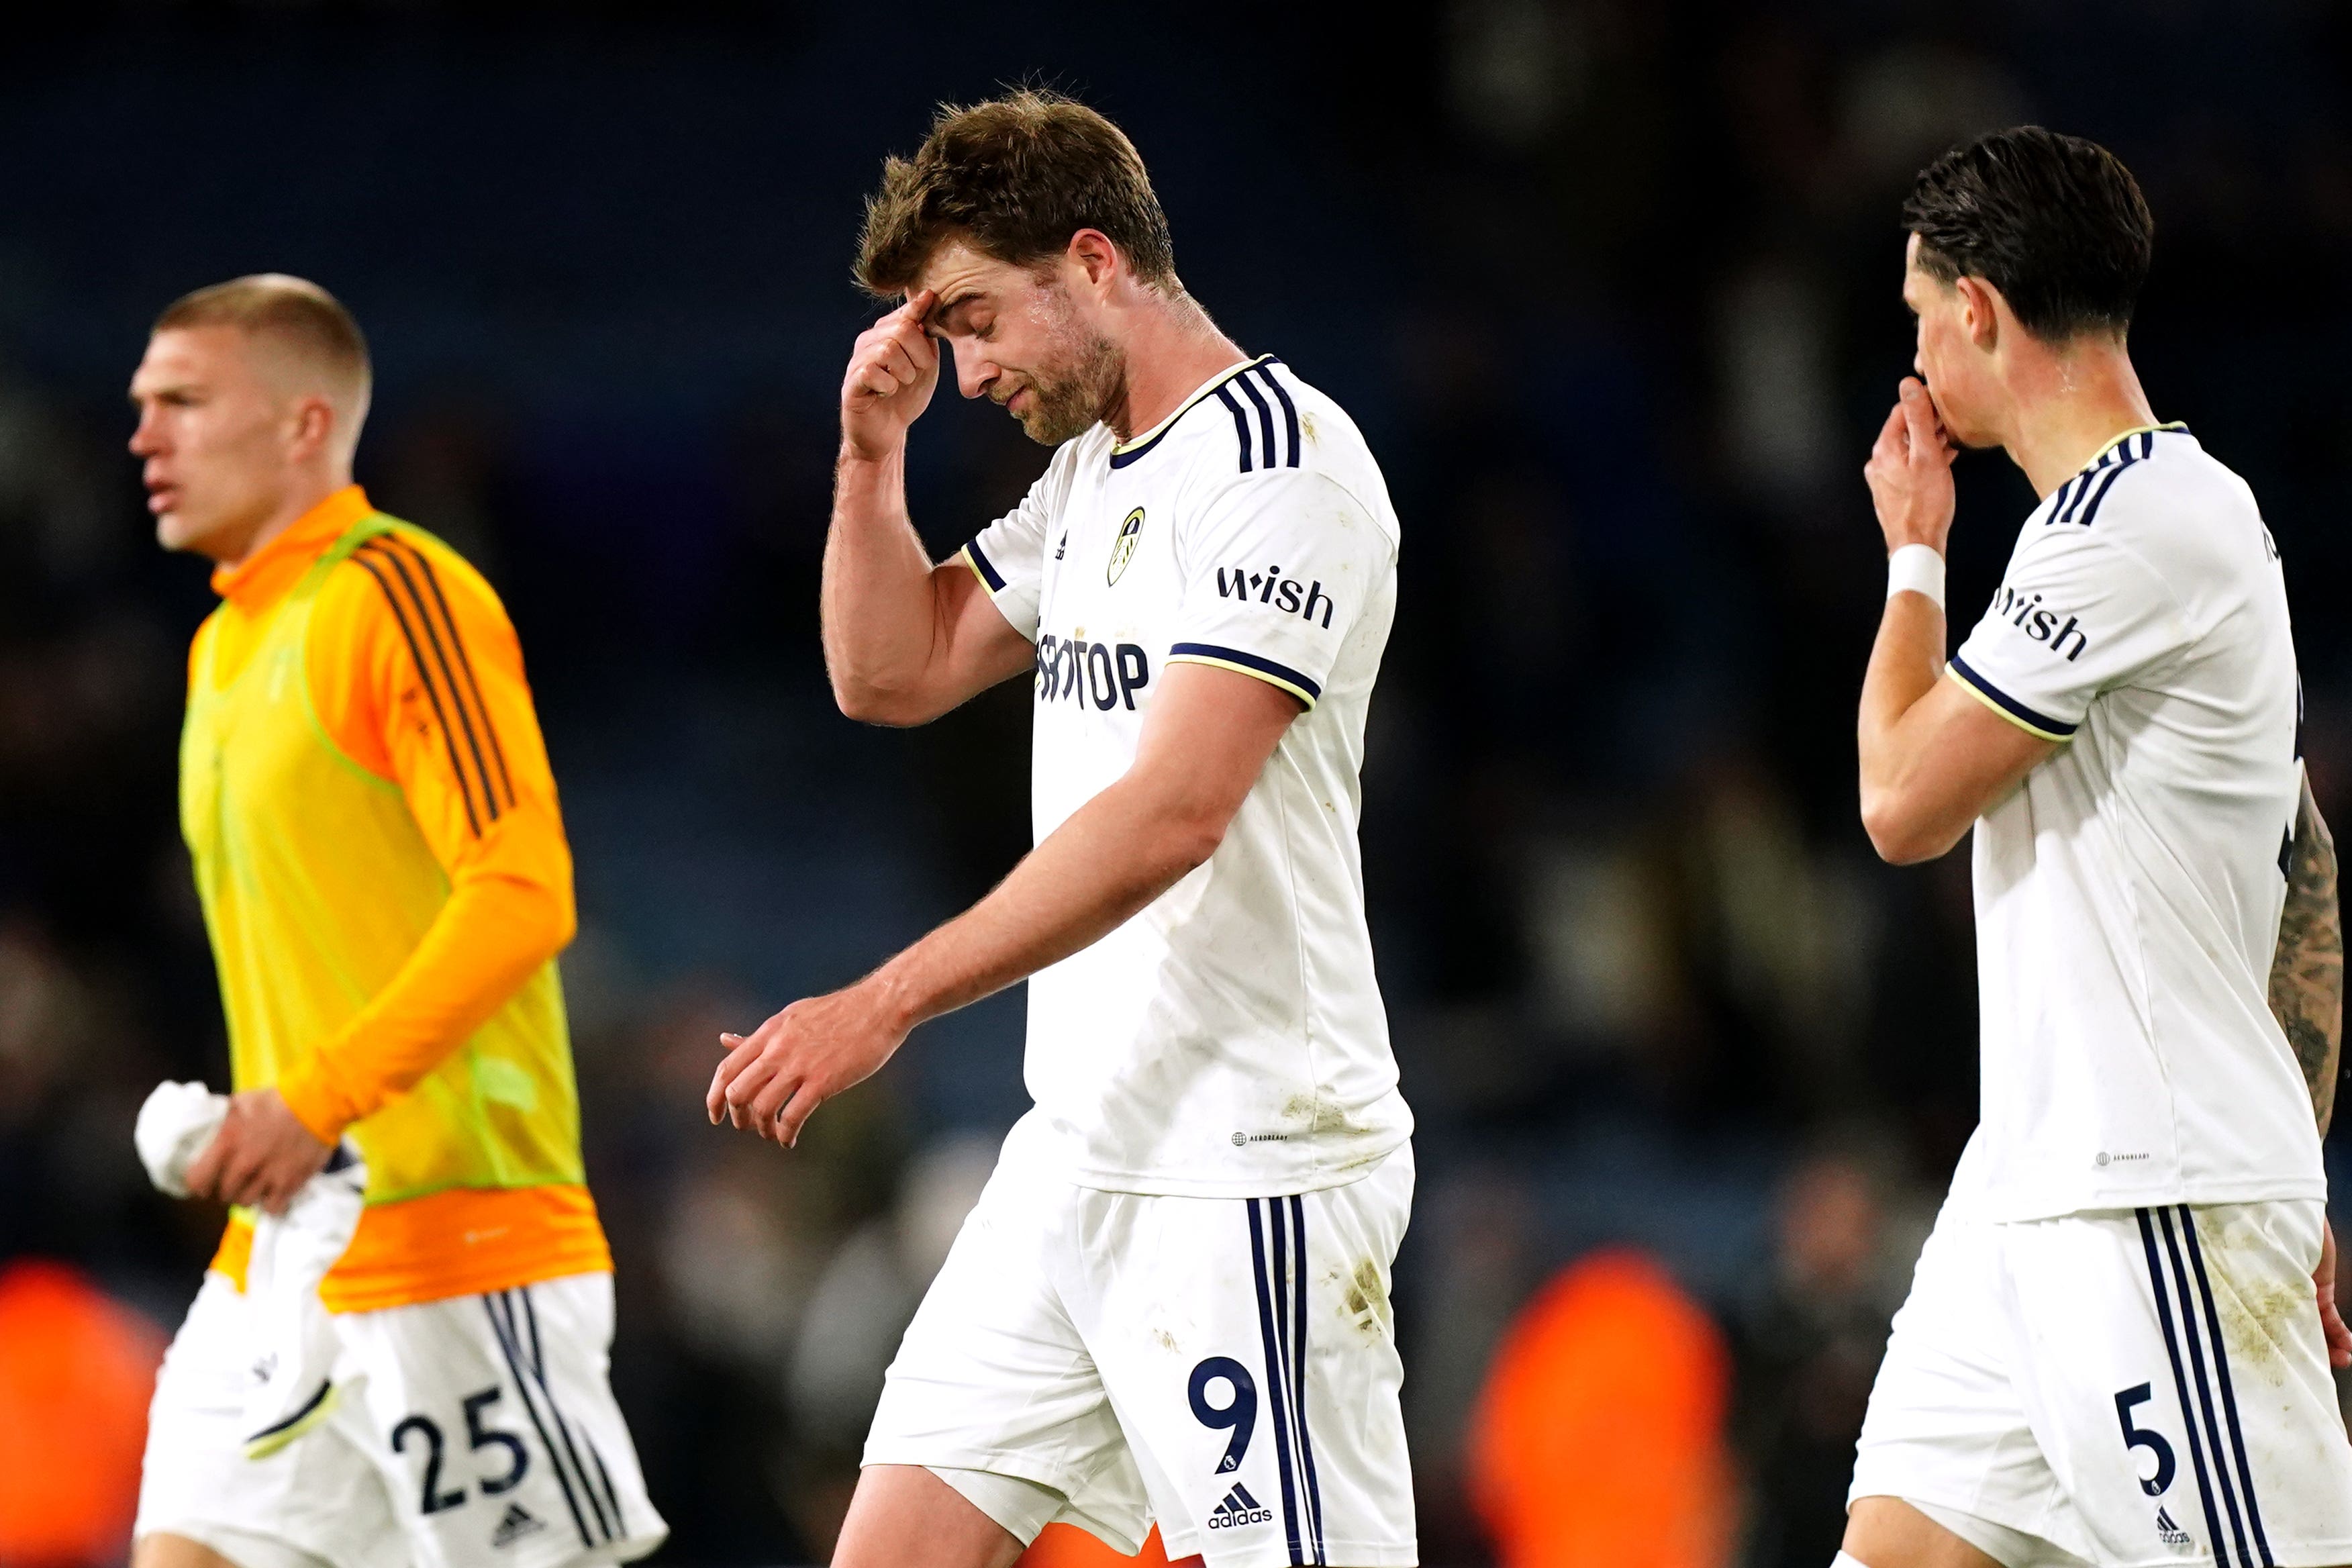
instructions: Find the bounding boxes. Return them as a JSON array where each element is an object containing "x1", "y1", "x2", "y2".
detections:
[
  {"x1": 1107, "y1": 354, "x2": 1277, "y2": 469},
  {"x1": 2084, "y1": 420, "x2": 2191, "y2": 467},
  {"x1": 211, "y1": 484, "x2": 377, "y2": 609}
]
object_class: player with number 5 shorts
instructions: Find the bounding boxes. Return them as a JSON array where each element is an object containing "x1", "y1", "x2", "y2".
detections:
[
  {"x1": 1842, "y1": 130, "x2": 2352, "y2": 1568},
  {"x1": 130, "y1": 276, "x2": 665, "y2": 1568},
  {"x1": 704, "y1": 92, "x2": 1416, "y2": 1568}
]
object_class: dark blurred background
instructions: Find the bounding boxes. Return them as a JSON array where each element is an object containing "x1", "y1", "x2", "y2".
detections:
[{"x1": 2, "y1": 3, "x2": 2349, "y2": 1566}]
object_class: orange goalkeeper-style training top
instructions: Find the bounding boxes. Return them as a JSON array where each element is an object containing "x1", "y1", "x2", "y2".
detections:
[{"x1": 183, "y1": 484, "x2": 609, "y2": 1312}]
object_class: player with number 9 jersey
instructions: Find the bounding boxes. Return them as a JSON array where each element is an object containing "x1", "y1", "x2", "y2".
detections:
[{"x1": 705, "y1": 93, "x2": 1416, "y2": 1568}]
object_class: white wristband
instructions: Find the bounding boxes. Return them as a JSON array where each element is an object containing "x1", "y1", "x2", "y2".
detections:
[{"x1": 1887, "y1": 544, "x2": 1946, "y2": 609}]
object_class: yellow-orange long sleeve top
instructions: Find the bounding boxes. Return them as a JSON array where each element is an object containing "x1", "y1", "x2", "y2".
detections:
[{"x1": 189, "y1": 485, "x2": 606, "y2": 1310}]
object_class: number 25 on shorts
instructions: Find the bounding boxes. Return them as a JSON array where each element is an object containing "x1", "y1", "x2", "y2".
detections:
[{"x1": 390, "y1": 1385, "x2": 532, "y2": 1515}]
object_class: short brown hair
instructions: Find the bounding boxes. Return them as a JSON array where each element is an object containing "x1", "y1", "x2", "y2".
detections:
[
  {"x1": 154, "y1": 273, "x2": 372, "y2": 397},
  {"x1": 855, "y1": 90, "x2": 1177, "y2": 297},
  {"x1": 1904, "y1": 128, "x2": 2152, "y2": 342}
]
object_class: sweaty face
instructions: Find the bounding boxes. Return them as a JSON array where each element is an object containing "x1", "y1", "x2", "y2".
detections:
[
  {"x1": 129, "y1": 328, "x2": 309, "y2": 560},
  {"x1": 919, "y1": 242, "x2": 1126, "y2": 446}
]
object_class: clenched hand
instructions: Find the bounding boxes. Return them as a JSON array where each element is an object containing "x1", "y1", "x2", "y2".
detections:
[
  {"x1": 840, "y1": 289, "x2": 940, "y2": 462},
  {"x1": 182, "y1": 1087, "x2": 334, "y2": 1216}
]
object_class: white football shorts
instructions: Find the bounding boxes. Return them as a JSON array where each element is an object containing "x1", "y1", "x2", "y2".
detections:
[
  {"x1": 1852, "y1": 1192, "x2": 2352, "y2": 1568},
  {"x1": 865, "y1": 1145, "x2": 1418, "y2": 1568},
  {"x1": 138, "y1": 1270, "x2": 666, "y2": 1568}
]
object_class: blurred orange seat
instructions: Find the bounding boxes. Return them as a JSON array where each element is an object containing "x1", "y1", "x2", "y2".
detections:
[
  {"x1": 0, "y1": 1259, "x2": 166, "y2": 1568},
  {"x1": 1467, "y1": 1246, "x2": 1735, "y2": 1568}
]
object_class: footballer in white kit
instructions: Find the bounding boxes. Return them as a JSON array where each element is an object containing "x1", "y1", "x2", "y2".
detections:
[
  {"x1": 1847, "y1": 129, "x2": 2351, "y2": 1568},
  {"x1": 707, "y1": 92, "x2": 1414, "y2": 1568}
]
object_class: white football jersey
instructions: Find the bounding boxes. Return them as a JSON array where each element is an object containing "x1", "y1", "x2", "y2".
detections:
[
  {"x1": 959, "y1": 354, "x2": 1412, "y2": 1195},
  {"x1": 1947, "y1": 425, "x2": 2322, "y2": 1221}
]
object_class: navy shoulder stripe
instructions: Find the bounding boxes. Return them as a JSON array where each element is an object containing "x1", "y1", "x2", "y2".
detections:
[
  {"x1": 1252, "y1": 364, "x2": 1301, "y2": 467},
  {"x1": 1234, "y1": 373, "x2": 1281, "y2": 473},
  {"x1": 1110, "y1": 355, "x2": 1284, "y2": 472},
  {"x1": 2051, "y1": 430, "x2": 2169, "y2": 528},
  {"x1": 1215, "y1": 386, "x2": 1255, "y2": 473}
]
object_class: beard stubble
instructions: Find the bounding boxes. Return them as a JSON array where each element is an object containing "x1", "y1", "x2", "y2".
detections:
[{"x1": 1010, "y1": 316, "x2": 1126, "y2": 447}]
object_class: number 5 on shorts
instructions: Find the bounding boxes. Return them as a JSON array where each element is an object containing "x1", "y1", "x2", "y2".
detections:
[{"x1": 2114, "y1": 1382, "x2": 2177, "y2": 1496}]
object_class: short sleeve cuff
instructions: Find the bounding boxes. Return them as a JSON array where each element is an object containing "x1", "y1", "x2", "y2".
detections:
[
  {"x1": 1948, "y1": 655, "x2": 2077, "y2": 742},
  {"x1": 1167, "y1": 642, "x2": 1320, "y2": 709},
  {"x1": 962, "y1": 540, "x2": 1007, "y2": 593}
]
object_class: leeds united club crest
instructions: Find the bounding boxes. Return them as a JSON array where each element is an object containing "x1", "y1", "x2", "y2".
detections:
[{"x1": 1107, "y1": 507, "x2": 1144, "y2": 585}]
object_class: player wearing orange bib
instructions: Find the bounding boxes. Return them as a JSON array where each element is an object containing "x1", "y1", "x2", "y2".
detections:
[{"x1": 130, "y1": 276, "x2": 664, "y2": 1568}]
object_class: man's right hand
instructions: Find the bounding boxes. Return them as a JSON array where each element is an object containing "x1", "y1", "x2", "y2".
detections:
[
  {"x1": 841, "y1": 289, "x2": 940, "y2": 462},
  {"x1": 1864, "y1": 375, "x2": 1957, "y2": 557}
]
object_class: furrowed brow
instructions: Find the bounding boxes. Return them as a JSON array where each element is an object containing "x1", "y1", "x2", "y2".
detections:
[{"x1": 930, "y1": 291, "x2": 985, "y2": 334}]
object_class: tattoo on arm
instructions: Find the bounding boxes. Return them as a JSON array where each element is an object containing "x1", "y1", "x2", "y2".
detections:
[{"x1": 2270, "y1": 773, "x2": 2343, "y2": 1135}]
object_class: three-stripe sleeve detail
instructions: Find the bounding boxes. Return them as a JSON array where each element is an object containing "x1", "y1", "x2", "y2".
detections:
[
  {"x1": 1234, "y1": 374, "x2": 1281, "y2": 474},
  {"x1": 2049, "y1": 430, "x2": 2157, "y2": 528},
  {"x1": 405, "y1": 540, "x2": 516, "y2": 808},
  {"x1": 1256, "y1": 366, "x2": 1302, "y2": 468},
  {"x1": 2137, "y1": 1208, "x2": 2273, "y2": 1568},
  {"x1": 351, "y1": 534, "x2": 514, "y2": 837},
  {"x1": 1247, "y1": 1197, "x2": 1326, "y2": 1566},
  {"x1": 1208, "y1": 363, "x2": 1304, "y2": 473},
  {"x1": 1216, "y1": 387, "x2": 1256, "y2": 474}
]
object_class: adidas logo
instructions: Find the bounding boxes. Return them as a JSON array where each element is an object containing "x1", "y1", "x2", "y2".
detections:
[
  {"x1": 2156, "y1": 1507, "x2": 2192, "y2": 1549},
  {"x1": 1207, "y1": 1483, "x2": 1275, "y2": 1530},
  {"x1": 491, "y1": 1503, "x2": 548, "y2": 1550}
]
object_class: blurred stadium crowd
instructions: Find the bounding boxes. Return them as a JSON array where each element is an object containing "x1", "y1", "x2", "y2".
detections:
[{"x1": 3, "y1": 3, "x2": 2350, "y2": 1566}]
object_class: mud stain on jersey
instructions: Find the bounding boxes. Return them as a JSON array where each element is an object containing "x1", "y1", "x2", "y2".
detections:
[{"x1": 1280, "y1": 1095, "x2": 1369, "y2": 1138}]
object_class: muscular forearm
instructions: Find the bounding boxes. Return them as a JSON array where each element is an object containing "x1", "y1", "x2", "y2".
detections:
[
  {"x1": 2271, "y1": 775, "x2": 2343, "y2": 1134},
  {"x1": 821, "y1": 446, "x2": 946, "y2": 713},
  {"x1": 867, "y1": 776, "x2": 1224, "y2": 1034},
  {"x1": 274, "y1": 873, "x2": 574, "y2": 1139},
  {"x1": 1857, "y1": 591, "x2": 1955, "y2": 859}
]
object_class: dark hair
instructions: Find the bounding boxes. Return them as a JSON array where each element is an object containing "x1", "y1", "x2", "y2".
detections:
[
  {"x1": 1902, "y1": 126, "x2": 2153, "y2": 342},
  {"x1": 154, "y1": 273, "x2": 372, "y2": 396},
  {"x1": 855, "y1": 89, "x2": 1177, "y2": 297}
]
